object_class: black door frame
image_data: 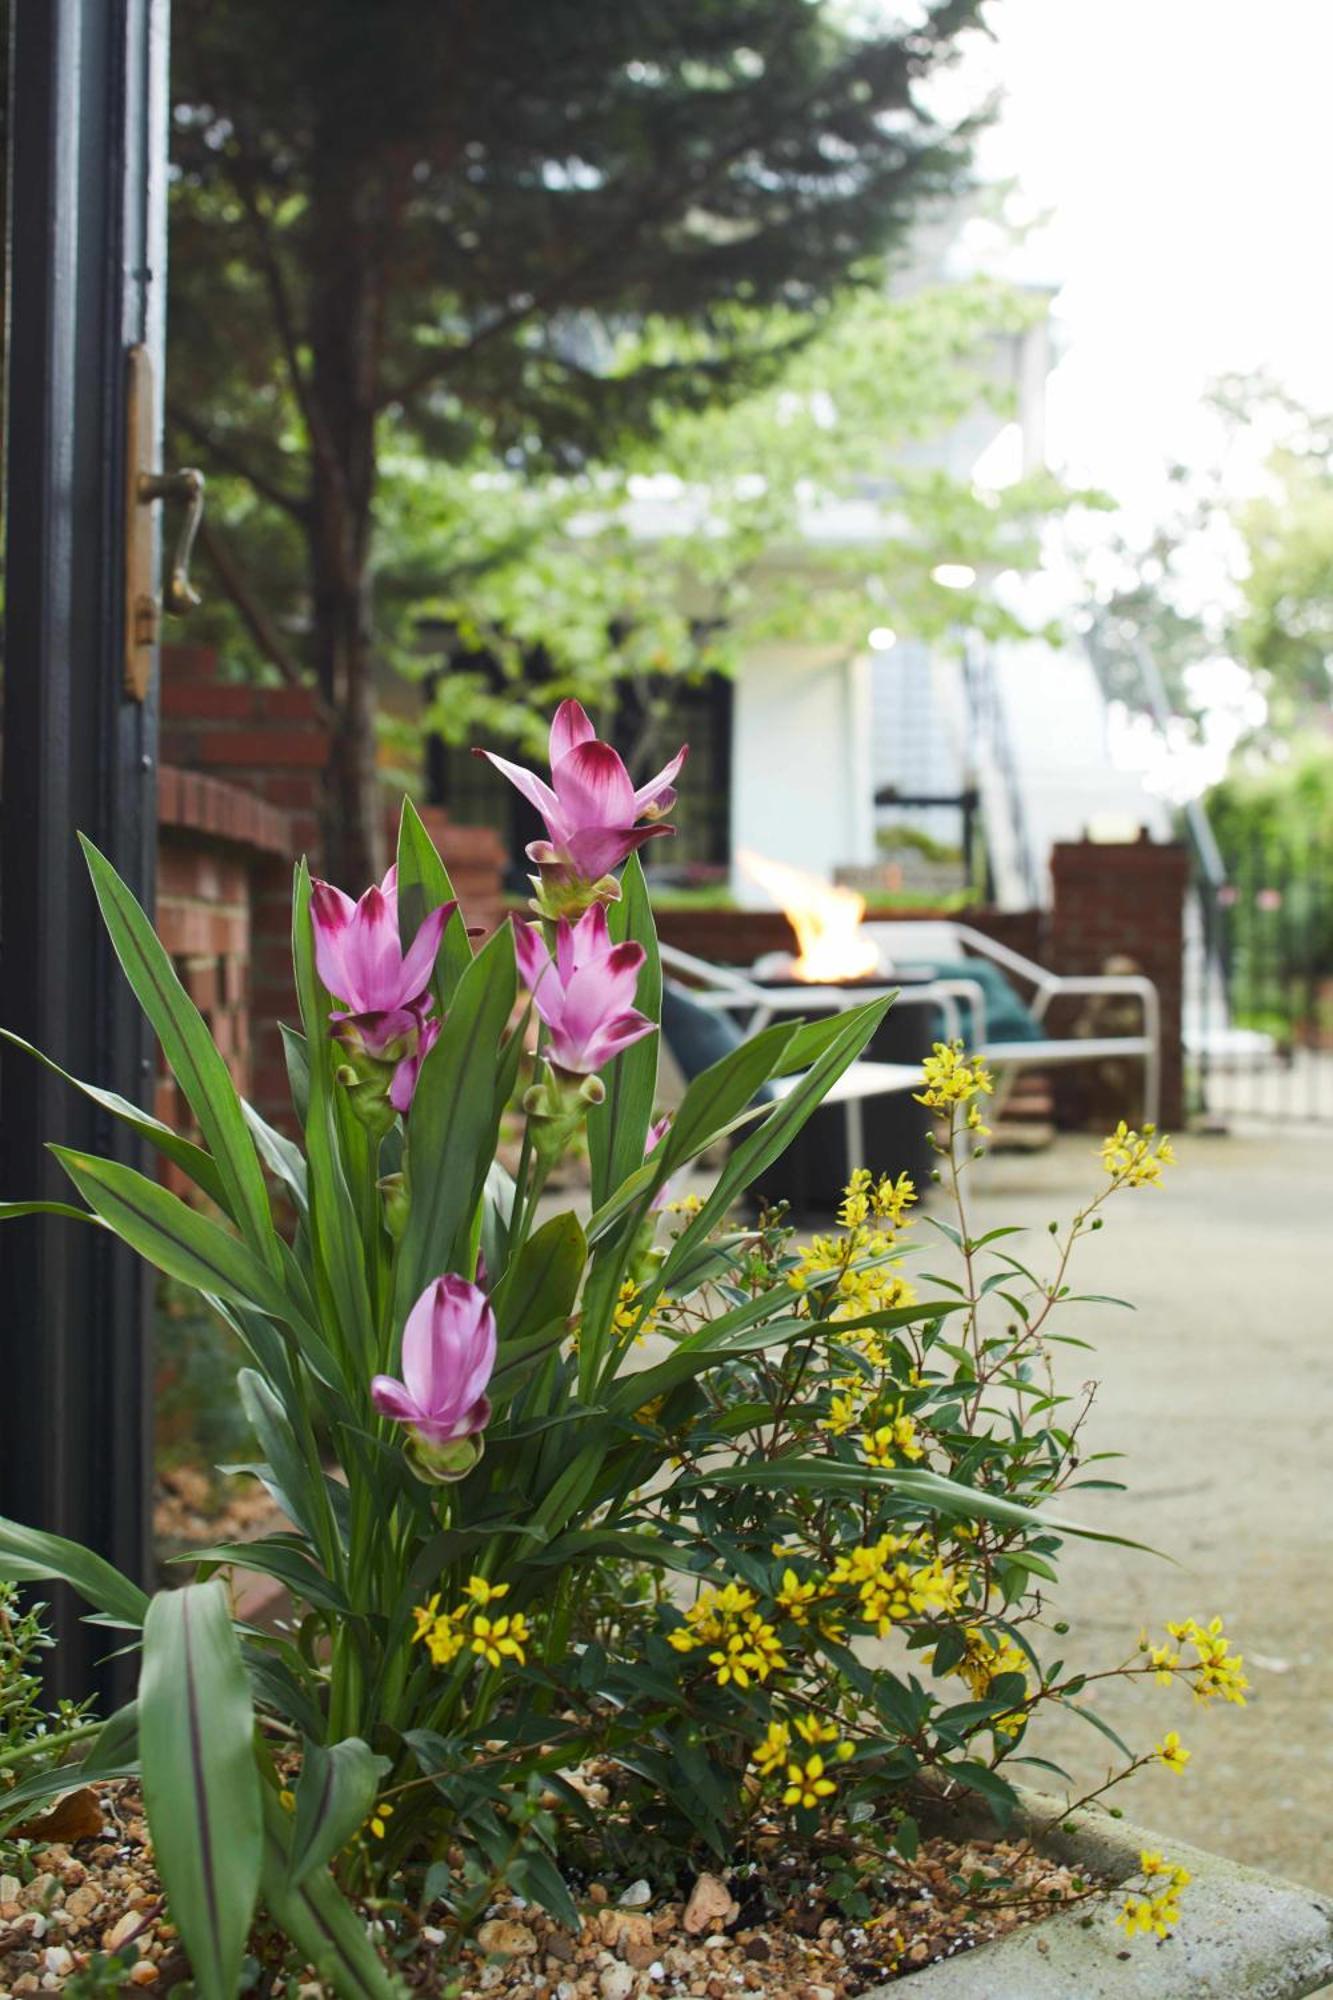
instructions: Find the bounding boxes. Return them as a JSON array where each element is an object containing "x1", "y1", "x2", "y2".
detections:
[{"x1": 1, "y1": 0, "x2": 170, "y2": 1701}]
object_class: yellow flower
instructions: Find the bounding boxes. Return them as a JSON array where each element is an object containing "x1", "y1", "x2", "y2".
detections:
[
  {"x1": 776, "y1": 1568, "x2": 820, "y2": 1624},
  {"x1": 1156, "y1": 1731, "x2": 1190, "y2": 1776},
  {"x1": 821, "y1": 1392, "x2": 862, "y2": 1438},
  {"x1": 468, "y1": 1610, "x2": 529, "y2": 1669},
  {"x1": 860, "y1": 1411, "x2": 924, "y2": 1469},
  {"x1": 463, "y1": 1575, "x2": 509, "y2": 1607},
  {"x1": 915, "y1": 1041, "x2": 994, "y2": 1112},
  {"x1": 781, "y1": 1753, "x2": 838, "y2": 1812},
  {"x1": 1099, "y1": 1120, "x2": 1175, "y2": 1189},
  {"x1": 1117, "y1": 1851, "x2": 1190, "y2": 1938},
  {"x1": 1158, "y1": 1616, "x2": 1250, "y2": 1705},
  {"x1": 794, "y1": 1713, "x2": 840, "y2": 1747},
  {"x1": 278, "y1": 1787, "x2": 296, "y2": 1812},
  {"x1": 750, "y1": 1720, "x2": 791, "y2": 1776},
  {"x1": 411, "y1": 1594, "x2": 442, "y2": 1641},
  {"x1": 368, "y1": 1800, "x2": 395, "y2": 1840}
]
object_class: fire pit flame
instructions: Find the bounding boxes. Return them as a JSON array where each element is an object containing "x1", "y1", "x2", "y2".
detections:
[{"x1": 739, "y1": 849, "x2": 880, "y2": 983}]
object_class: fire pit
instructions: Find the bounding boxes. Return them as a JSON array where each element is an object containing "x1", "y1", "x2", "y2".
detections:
[{"x1": 740, "y1": 852, "x2": 939, "y2": 1208}]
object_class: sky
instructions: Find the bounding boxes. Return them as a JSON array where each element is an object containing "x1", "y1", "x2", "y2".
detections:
[{"x1": 950, "y1": 0, "x2": 1333, "y2": 519}]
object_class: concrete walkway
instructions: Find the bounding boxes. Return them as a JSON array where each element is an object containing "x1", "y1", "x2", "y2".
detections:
[{"x1": 959, "y1": 1126, "x2": 1333, "y2": 1896}]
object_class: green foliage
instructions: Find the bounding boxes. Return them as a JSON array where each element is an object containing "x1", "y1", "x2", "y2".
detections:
[
  {"x1": 0, "y1": 782, "x2": 1244, "y2": 1985},
  {"x1": 0, "y1": 1586, "x2": 96, "y2": 1796}
]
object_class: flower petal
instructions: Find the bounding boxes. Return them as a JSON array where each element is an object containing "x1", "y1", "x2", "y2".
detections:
[
  {"x1": 632, "y1": 743, "x2": 688, "y2": 819},
  {"x1": 549, "y1": 699, "x2": 597, "y2": 767},
  {"x1": 311, "y1": 879, "x2": 358, "y2": 998},
  {"x1": 551, "y1": 741, "x2": 636, "y2": 835},
  {"x1": 398, "y1": 900, "x2": 455, "y2": 1004},
  {"x1": 370, "y1": 1375, "x2": 423, "y2": 1428},
  {"x1": 562, "y1": 822, "x2": 672, "y2": 880},
  {"x1": 475, "y1": 748, "x2": 561, "y2": 826}
]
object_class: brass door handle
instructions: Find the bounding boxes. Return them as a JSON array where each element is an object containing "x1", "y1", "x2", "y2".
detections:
[
  {"x1": 124, "y1": 345, "x2": 206, "y2": 699},
  {"x1": 138, "y1": 467, "x2": 205, "y2": 616}
]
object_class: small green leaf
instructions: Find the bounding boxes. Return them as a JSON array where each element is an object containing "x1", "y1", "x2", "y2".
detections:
[{"x1": 289, "y1": 1737, "x2": 388, "y2": 1885}]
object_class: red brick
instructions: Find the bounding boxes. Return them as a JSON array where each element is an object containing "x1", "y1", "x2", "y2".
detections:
[{"x1": 194, "y1": 728, "x2": 330, "y2": 770}]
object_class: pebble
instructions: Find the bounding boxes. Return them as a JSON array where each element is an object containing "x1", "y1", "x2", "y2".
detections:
[
  {"x1": 598, "y1": 1966, "x2": 635, "y2": 2000},
  {"x1": 0, "y1": 1876, "x2": 20, "y2": 1905},
  {"x1": 618, "y1": 1880, "x2": 652, "y2": 1908},
  {"x1": 477, "y1": 1919, "x2": 540, "y2": 1957},
  {"x1": 103, "y1": 1910, "x2": 142, "y2": 1952}
]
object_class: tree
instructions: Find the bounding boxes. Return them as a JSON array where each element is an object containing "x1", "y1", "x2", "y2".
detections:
[
  {"x1": 404, "y1": 276, "x2": 1081, "y2": 772},
  {"x1": 167, "y1": 0, "x2": 987, "y2": 878}
]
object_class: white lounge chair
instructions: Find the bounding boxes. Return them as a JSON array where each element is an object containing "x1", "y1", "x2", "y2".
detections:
[
  {"x1": 859, "y1": 921, "x2": 1163, "y2": 1127},
  {"x1": 658, "y1": 943, "x2": 932, "y2": 1171}
]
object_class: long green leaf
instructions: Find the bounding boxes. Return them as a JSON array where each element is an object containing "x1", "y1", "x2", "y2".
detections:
[
  {"x1": 139, "y1": 1581, "x2": 262, "y2": 2000},
  {"x1": 243, "y1": 1100, "x2": 309, "y2": 1218},
  {"x1": 291, "y1": 864, "x2": 375, "y2": 1377},
  {"x1": 259, "y1": 1785, "x2": 405, "y2": 1998},
  {"x1": 80, "y1": 836, "x2": 277, "y2": 1265},
  {"x1": 681, "y1": 1458, "x2": 1153, "y2": 1549},
  {"x1": 0, "y1": 1028, "x2": 227, "y2": 1207},
  {"x1": 394, "y1": 923, "x2": 517, "y2": 1319},
  {"x1": 182, "y1": 1538, "x2": 352, "y2": 1617},
  {"x1": 237, "y1": 1369, "x2": 339, "y2": 1563},
  {"x1": 396, "y1": 797, "x2": 472, "y2": 1008},
  {"x1": 288, "y1": 1737, "x2": 387, "y2": 1886},
  {"x1": 0, "y1": 1198, "x2": 95, "y2": 1223},
  {"x1": 0, "y1": 1516, "x2": 148, "y2": 1626},
  {"x1": 52, "y1": 1148, "x2": 295, "y2": 1324},
  {"x1": 587, "y1": 855, "x2": 660, "y2": 1205},
  {"x1": 495, "y1": 1209, "x2": 586, "y2": 1345}
]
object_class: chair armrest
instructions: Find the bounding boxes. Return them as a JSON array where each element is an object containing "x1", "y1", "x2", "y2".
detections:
[
  {"x1": 1030, "y1": 974, "x2": 1160, "y2": 1039},
  {"x1": 887, "y1": 979, "x2": 990, "y2": 1048}
]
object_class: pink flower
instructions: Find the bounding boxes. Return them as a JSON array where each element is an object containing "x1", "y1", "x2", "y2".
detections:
[
  {"x1": 371, "y1": 1274, "x2": 496, "y2": 1446},
  {"x1": 311, "y1": 865, "x2": 454, "y2": 1114},
  {"x1": 311, "y1": 864, "x2": 453, "y2": 1018},
  {"x1": 479, "y1": 700, "x2": 687, "y2": 881},
  {"x1": 512, "y1": 904, "x2": 655, "y2": 1075}
]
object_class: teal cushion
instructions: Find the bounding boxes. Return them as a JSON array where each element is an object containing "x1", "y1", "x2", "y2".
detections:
[{"x1": 907, "y1": 957, "x2": 1042, "y2": 1045}]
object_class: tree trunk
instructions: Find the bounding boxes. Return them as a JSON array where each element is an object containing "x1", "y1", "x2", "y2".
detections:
[{"x1": 306, "y1": 155, "x2": 389, "y2": 889}]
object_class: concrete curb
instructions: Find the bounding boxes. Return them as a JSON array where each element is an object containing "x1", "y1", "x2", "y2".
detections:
[{"x1": 870, "y1": 1789, "x2": 1333, "y2": 2000}]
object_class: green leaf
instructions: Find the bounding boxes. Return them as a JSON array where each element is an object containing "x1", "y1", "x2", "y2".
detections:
[
  {"x1": 657, "y1": 1018, "x2": 799, "y2": 1174},
  {"x1": 259, "y1": 1785, "x2": 405, "y2": 1998},
  {"x1": 243, "y1": 1100, "x2": 309, "y2": 1217},
  {"x1": 395, "y1": 923, "x2": 517, "y2": 1318},
  {"x1": 495, "y1": 1209, "x2": 586, "y2": 1345},
  {"x1": 237, "y1": 1369, "x2": 339, "y2": 1563},
  {"x1": 656, "y1": 999, "x2": 890, "y2": 1292},
  {"x1": 0, "y1": 1028, "x2": 227, "y2": 1207},
  {"x1": 396, "y1": 797, "x2": 472, "y2": 1008},
  {"x1": 0, "y1": 1516, "x2": 148, "y2": 1626},
  {"x1": 52, "y1": 1148, "x2": 295, "y2": 1323},
  {"x1": 138, "y1": 1581, "x2": 262, "y2": 2000},
  {"x1": 181, "y1": 1538, "x2": 352, "y2": 1617},
  {"x1": 289, "y1": 1737, "x2": 387, "y2": 1886},
  {"x1": 280, "y1": 1024, "x2": 311, "y2": 1127},
  {"x1": 0, "y1": 1199, "x2": 96, "y2": 1223},
  {"x1": 80, "y1": 836, "x2": 277, "y2": 1265},
  {"x1": 587, "y1": 855, "x2": 660, "y2": 1205}
]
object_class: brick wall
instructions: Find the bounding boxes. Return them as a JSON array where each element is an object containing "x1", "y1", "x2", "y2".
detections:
[
  {"x1": 1049, "y1": 835, "x2": 1189, "y2": 1129},
  {"x1": 158, "y1": 646, "x2": 506, "y2": 1131}
]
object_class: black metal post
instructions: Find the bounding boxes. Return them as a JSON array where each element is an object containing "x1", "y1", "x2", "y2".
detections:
[{"x1": 1, "y1": 0, "x2": 169, "y2": 1702}]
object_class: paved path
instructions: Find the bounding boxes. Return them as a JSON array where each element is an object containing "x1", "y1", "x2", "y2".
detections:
[{"x1": 960, "y1": 1127, "x2": 1333, "y2": 1895}]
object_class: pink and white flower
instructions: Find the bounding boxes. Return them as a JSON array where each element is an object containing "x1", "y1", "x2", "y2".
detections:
[
  {"x1": 371, "y1": 1274, "x2": 496, "y2": 1447},
  {"x1": 512, "y1": 904, "x2": 655, "y2": 1076},
  {"x1": 479, "y1": 699, "x2": 687, "y2": 883},
  {"x1": 311, "y1": 865, "x2": 453, "y2": 1113}
]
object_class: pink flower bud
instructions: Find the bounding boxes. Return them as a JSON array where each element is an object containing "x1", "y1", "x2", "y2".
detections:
[{"x1": 371, "y1": 1274, "x2": 496, "y2": 1448}]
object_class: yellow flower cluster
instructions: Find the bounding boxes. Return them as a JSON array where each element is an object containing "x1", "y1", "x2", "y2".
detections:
[
  {"x1": 668, "y1": 1581, "x2": 786, "y2": 1690},
  {"x1": 828, "y1": 1535, "x2": 959, "y2": 1637},
  {"x1": 412, "y1": 1576, "x2": 531, "y2": 1670},
  {"x1": 914, "y1": 1041, "x2": 994, "y2": 1114},
  {"x1": 1142, "y1": 1616, "x2": 1249, "y2": 1705},
  {"x1": 860, "y1": 1408, "x2": 925, "y2": 1469},
  {"x1": 788, "y1": 1230, "x2": 917, "y2": 1322},
  {"x1": 838, "y1": 1167, "x2": 918, "y2": 1230},
  {"x1": 750, "y1": 1713, "x2": 855, "y2": 1812},
  {"x1": 1117, "y1": 1851, "x2": 1191, "y2": 1939},
  {"x1": 938, "y1": 1626, "x2": 1032, "y2": 1738},
  {"x1": 1099, "y1": 1120, "x2": 1176, "y2": 1188}
]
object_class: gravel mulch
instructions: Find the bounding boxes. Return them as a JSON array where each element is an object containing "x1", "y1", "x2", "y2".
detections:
[{"x1": 0, "y1": 1777, "x2": 1091, "y2": 1996}]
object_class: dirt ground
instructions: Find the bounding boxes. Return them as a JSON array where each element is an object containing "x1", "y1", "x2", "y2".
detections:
[{"x1": 958, "y1": 1123, "x2": 1333, "y2": 1897}]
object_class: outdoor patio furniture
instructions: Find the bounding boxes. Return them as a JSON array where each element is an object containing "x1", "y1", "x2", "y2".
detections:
[
  {"x1": 659, "y1": 945, "x2": 935, "y2": 1198},
  {"x1": 859, "y1": 920, "x2": 1163, "y2": 1126}
]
